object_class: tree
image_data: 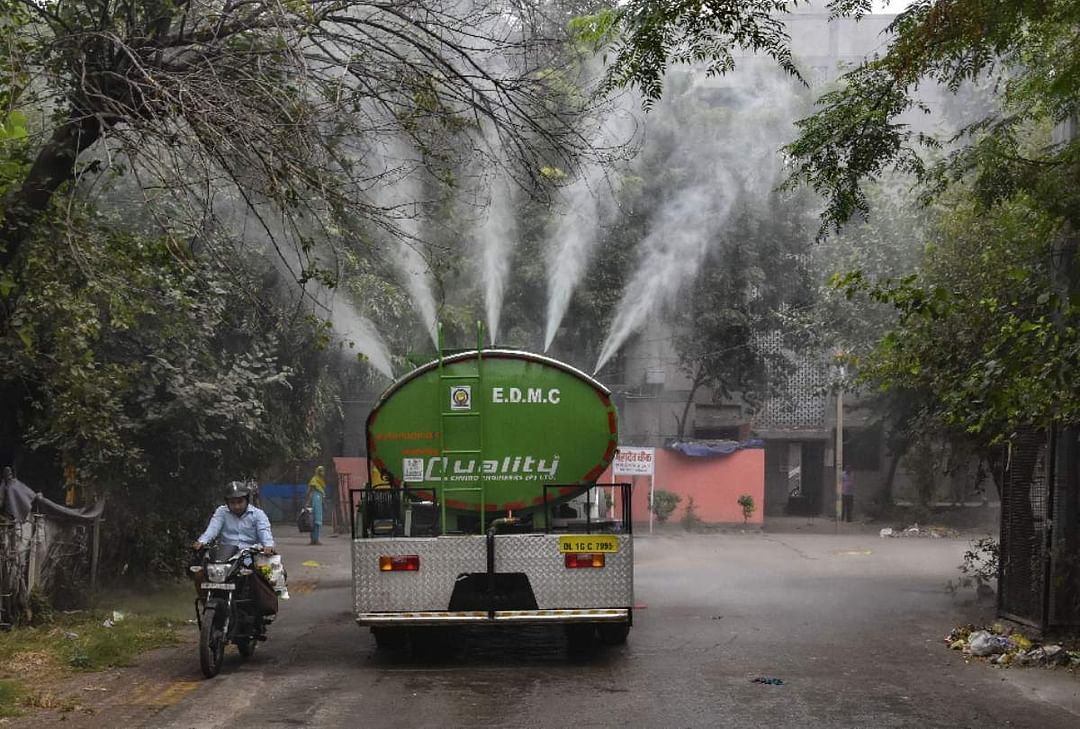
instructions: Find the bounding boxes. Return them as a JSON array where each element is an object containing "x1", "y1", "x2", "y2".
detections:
[
  {"x1": 671, "y1": 193, "x2": 817, "y2": 439},
  {"x1": 840, "y1": 186, "x2": 1074, "y2": 437},
  {"x1": 586, "y1": 0, "x2": 1080, "y2": 454},
  {"x1": 570, "y1": 1, "x2": 808, "y2": 106},
  {"x1": 785, "y1": 1, "x2": 1080, "y2": 235},
  {"x1": 0, "y1": 0, "x2": 602, "y2": 286},
  {"x1": 0, "y1": 193, "x2": 340, "y2": 573}
]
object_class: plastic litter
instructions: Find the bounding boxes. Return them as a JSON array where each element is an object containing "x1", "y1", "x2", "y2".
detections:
[
  {"x1": 751, "y1": 677, "x2": 784, "y2": 685},
  {"x1": 968, "y1": 630, "x2": 1009, "y2": 656},
  {"x1": 879, "y1": 528, "x2": 893, "y2": 538}
]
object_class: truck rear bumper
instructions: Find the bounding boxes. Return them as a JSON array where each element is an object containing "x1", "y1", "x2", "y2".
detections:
[{"x1": 357, "y1": 607, "x2": 630, "y2": 626}]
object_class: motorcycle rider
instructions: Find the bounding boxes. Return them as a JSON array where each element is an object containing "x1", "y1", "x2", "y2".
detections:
[{"x1": 193, "y1": 481, "x2": 275, "y2": 554}]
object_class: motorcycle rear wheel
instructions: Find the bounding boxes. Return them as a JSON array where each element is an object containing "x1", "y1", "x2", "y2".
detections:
[{"x1": 199, "y1": 606, "x2": 226, "y2": 677}]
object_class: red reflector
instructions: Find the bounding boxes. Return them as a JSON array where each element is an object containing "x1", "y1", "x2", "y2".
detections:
[
  {"x1": 379, "y1": 555, "x2": 420, "y2": 572},
  {"x1": 565, "y1": 553, "x2": 605, "y2": 569}
]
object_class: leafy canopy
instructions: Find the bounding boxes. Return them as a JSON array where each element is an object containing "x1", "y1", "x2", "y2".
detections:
[{"x1": 785, "y1": 0, "x2": 1080, "y2": 232}]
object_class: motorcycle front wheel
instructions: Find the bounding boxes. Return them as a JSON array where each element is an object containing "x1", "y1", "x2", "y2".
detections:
[{"x1": 199, "y1": 605, "x2": 226, "y2": 677}]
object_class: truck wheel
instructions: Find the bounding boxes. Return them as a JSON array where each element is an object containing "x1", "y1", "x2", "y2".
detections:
[
  {"x1": 597, "y1": 623, "x2": 630, "y2": 645},
  {"x1": 409, "y1": 627, "x2": 452, "y2": 658},
  {"x1": 237, "y1": 637, "x2": 257, "y2": 658},
  {"x1": 565, "y1": 623, "x2": 594, "y2": 654},
  {"x1": 372, "y1": 627, "x2": 408, "y2": 650}
]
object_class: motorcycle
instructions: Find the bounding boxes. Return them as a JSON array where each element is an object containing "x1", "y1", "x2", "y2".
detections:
[{"x1": 190, "y1": 543, "x2": 278, "y2": 678}]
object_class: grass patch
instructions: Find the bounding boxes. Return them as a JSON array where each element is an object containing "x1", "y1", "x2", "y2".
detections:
[
  {"x1": 0, "y1": 679, "x2": 24, "y2": 718},
  {"x1": 0, "y1": 611, "x2": 179, "y2": 674},
  {"x1": 0, "y1": 585, "x2": 189, "y2": 715},
  {"x1": 62, "y1": 614, "x2": 179, "y2": 671},
  {"x1": 90, "y1": 580, "x2": 196, "y2": 623}
]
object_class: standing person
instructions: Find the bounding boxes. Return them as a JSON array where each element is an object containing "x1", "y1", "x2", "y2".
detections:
[
  {"x1": 306, "y1": 466, "x2": 326, "y2": 545},
  {"x1": 841, "y1": 466, "x2": 855, "y2": 523}
]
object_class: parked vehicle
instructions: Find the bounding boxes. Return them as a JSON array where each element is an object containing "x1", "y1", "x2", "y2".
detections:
[
  {"x1": 190, "y1": 543, "x2": 278, "y2": 677},
  {"x1": 351, "y1": 330, "x2": 633, "y2": 653}
]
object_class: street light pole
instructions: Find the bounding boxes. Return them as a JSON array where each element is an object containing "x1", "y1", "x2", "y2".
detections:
[{"x1": 835, "y1": 367, "x2": 845, "y2": 532}]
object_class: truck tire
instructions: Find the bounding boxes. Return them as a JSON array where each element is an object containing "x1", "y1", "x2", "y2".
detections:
[
  {"x1": 597, "y1": 623, "x2": 630, "y2": 645},
  {"x1": 237, "y1": 637, "x2": 257, "y2": 657},
  {"x1": 372, "y1": 627, "x2": 408, "y2": 650},
  {"x1": 565, "y1": 623, "x2": 594, "y2": 654}
]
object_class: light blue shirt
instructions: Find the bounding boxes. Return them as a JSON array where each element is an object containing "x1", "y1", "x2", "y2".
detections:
[{"x1": 198, "y1": 504, "x2": 274, "y2": 548}]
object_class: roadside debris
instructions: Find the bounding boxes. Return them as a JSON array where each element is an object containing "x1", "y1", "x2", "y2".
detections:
[
  {"x1": 751, "y1": 677, "x2": 784, "y2": 685},
  {"x1": 100, "y1": 611, "x2": 126, "y2": 629},
  {"x1": 945, "y1": 624, "x2": 1080, "y2": 669},
  {"x1": 879, "y1": 523, "x2": 959, "y2": 539}
]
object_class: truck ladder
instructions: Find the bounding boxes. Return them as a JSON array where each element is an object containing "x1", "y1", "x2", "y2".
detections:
[{"x1": 436, "y1": 322, "x2": 487, "y2": 533}]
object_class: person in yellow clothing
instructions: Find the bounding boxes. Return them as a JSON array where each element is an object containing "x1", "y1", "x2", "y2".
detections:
[{"x1": 306, "y1": 466, "x2": 326, "y2": 545}]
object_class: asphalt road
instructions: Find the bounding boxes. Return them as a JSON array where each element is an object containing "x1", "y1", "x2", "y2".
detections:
[{"x1": 14, "y1": 528, "x2": 1080, "y2": 728}]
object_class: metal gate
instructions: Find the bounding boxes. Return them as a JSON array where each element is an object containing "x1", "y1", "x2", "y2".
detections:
[{"x1": 998, "y1": 427, "x2": 1080, "y2": 631}]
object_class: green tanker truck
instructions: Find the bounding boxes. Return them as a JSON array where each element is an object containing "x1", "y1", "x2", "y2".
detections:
[{"x1": 350, "y1": 341, "x2": 633, "y2": 651}]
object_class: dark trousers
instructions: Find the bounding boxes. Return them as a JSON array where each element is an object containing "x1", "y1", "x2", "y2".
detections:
[{"x1": 841, "y1": 494, "x2": 854, "y2": 522}]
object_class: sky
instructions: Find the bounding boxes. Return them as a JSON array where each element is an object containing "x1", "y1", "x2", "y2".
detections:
[{"x1": 872, "y1": 0, "x2": 914, "y2": 12}]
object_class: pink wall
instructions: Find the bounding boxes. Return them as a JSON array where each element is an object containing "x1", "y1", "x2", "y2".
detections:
[
  {"x1": 332, "y1": 456, "x2": 367, "y2": 515},
  {"x1": 602, "y1": 448, "x2": 764, "y2": 526}
]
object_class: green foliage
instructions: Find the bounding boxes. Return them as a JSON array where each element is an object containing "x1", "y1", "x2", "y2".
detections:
[
  {"x1": 584, "y1": 1, "x2": 806, "y2": 106},
  {"x1": 737, "y1": 493, "x2": 756, "y2": 523},
  {"x1": 0, "y1": 1, "x2": 31, "y2": 207},
  {"x1": 26, "y1": 589, "x2": 54, "y2": 626},
  {"x1": 650, "y1": 489, "x2": 681, "y2": 523},
  {"x1": 842, "y1": 189, "x2": 1077, "y2": 439},
  {"x1": 0, "y1": 609, "x2": 176, "y2": 689},
  {"x1": 65, "y1": 615, "x2": 178, "y2": 671},
  {"x1": 568, "y1": 8, "x2": 619, "y2": 50},
  {"x1": 680, "y1": 495, "x2": 702, "y2": 530},
  {"x1": 671, "y1": 186, "x2": 819, "y2": 435},
  {"x1": 786, "y1": 0, "x2": 1080, "y2": 233},
  {"x1": 957, "y1": 536, "x2": 1000, "y2": 590},
  {"x1": 785, "y1": 64, "x2": 932, "y2": 235},
  {"x1": 0, "y1": 680, "x2": 22, "y2": 718},
  {"x1": 0, "y1": 196, "x2": 340, "y2": 575}
]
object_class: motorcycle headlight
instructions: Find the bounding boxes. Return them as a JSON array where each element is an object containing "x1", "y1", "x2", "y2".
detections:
[{"x1": 206, "y1": 563, "x2": 230, "y2": 583}]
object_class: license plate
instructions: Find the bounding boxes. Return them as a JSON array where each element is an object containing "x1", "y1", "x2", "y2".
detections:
[
  {"x1": 200, "y1": 582, "x2": 235, "y2": 590},
  {"x1": 558, "y1": 535, "x2": 618, "y2": 553}
]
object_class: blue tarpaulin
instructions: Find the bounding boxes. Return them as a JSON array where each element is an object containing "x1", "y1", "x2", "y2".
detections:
[
  {"x1": 665, "y1": 440, "x2": 764, "y2": 458},
  {"x1": 259, "y1": 483, "x2": 306, "y2": 523}
]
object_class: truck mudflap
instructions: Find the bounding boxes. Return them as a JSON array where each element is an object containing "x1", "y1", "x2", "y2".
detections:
[{"x1": 357, "y1": 608, "x2": 631, "y2": 626}]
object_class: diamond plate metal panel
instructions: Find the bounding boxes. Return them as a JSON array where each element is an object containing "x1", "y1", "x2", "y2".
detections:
[
  {"x1": 353, "y1": 534, "x2": 633, "y2": 615},
  {"x1": 494, "y1": 534, "x2": 633, "y2": 608},
  {"x1": 353, "y1": 537, "x2": 485, "y2": 612}
]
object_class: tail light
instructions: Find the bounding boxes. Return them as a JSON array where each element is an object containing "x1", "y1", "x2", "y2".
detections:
[
  {"x1": 379, "y1": 555, "x2": 420, "y2": 572},
  {"x1": 565, "y1": 553, "x2": 605, "y2": 569}
]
